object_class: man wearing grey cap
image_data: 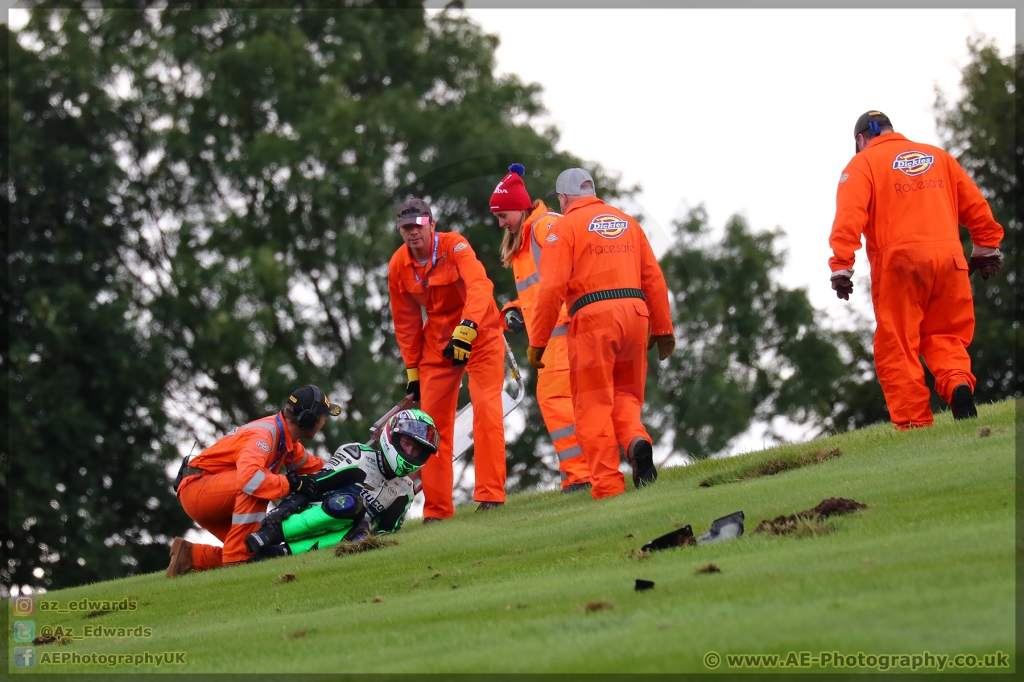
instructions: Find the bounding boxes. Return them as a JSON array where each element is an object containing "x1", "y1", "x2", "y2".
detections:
[
  {"x1": 387, "y1": 198, "x2": 508, "y2": 521},
  {"x1": 527, "y1": 169, "x2": 675, "y2": 500}
]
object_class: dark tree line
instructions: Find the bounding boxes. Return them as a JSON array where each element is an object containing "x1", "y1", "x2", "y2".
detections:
[{"x1": 4, "y1": 3, "x2": 1016, "y2": 590}]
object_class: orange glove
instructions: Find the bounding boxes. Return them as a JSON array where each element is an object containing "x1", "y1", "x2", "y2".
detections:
[{"x1": 526, "y1": 345, "x2": 546, "y2": 369}]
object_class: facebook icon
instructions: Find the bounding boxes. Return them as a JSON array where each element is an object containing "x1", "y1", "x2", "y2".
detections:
[{"x1": 14, "y1": 646, "x2": 36, "y2": 668}]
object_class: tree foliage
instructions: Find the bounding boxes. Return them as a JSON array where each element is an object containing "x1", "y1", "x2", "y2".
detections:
[
  {"x1": 935, "y1": 36, "x2": 1021, "y2": 400},
  {"x1": 4, "y1": 2, "x2": 623, "y2": 591},
  {"x1": 645, "y1": 208, "x2": 888, "y2": 459}
]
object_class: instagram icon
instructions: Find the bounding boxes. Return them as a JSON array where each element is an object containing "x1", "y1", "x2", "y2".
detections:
[{"x1": 13, "y1": 594, "x2": 35, "y2": 616}]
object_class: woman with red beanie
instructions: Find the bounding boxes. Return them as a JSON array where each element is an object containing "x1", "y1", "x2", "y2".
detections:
[{"x1": 488, "y1": 163, "x2": 591, "y2": 493}]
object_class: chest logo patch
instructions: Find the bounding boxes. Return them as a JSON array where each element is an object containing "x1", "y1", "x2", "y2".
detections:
[
  {"x1": 546, "y1": 234, "x2": 558, "y2": 243},
  {"x1": 453, "y1": 243, "x2": 467, "y2": 252},
  {"x1": 892, "y1": 151, "x2": 935, "y2": 177},
  {"x1": 588, "y1": 214, "x2": 629, "y2": 239}
]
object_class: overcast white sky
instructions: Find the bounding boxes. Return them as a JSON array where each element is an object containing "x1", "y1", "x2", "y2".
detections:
[{"x1": 463, "y1": 7, "x2": 1017, "y2": 324}]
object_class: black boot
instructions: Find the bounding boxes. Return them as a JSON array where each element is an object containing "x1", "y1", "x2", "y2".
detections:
[
  {"x1": 950, "y1": 384, "x2": 977, "y2": 420},
  {"x1": 245, "y1": 545, "x2": 291, "y2": 563},
  {"x1": 629, "y1": 438, "x2": 657, "y2": 488}
]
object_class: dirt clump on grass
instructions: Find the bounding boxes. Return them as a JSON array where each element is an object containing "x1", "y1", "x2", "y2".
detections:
[
  {"x1": 276, "y1": 573, "x2": 297, "y2": 584},
  {"x1": 699, "y1": 448, "x2": 842, "y2": 487},
  {"x1": 695, "y1": 563, "x2": 721, "y2": 574},
  {"x1": 33, "y1": 633, "x2": 71, "y2": 646},
  {"x1": 585, "y1": 599, "x2": 613, "y2": 614},
  {"x1": 754, "y1": 497, "x2": 867, "y2": 536},
  {"x1": 334, "y1": 536, "x2": 398, "y2": 556}
]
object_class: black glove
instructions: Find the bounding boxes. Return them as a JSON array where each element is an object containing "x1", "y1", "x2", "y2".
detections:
[
  {"x1": 405, "y1": 368, "x2": 421, "y2": 401},
  {"x1": 442, "y1": 319, "x2": 478, "y2": 366},
  {"x1": 287, "y1": 473, "x2": 318, "y2": 498},
  {"x1": 968, "y1": 255, "x2": 1001, "y2": 280},
  {"x1": 503, "y1": 307, "x2": 526, "y2": 334},
  {"x1": 647, "y1": 334, "x2": 676, "y2": 361},
  {"x1": 272, "y1": 494, "x2": 305, "y2": 520},
  {"x1": 831, "y1": 275, "x2": 853, "y2": 301}
]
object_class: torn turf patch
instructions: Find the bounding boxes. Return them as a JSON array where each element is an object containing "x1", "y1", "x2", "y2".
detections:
[
  {"x1": 754, "y1": 497, "x2": 867, "y2": 536},
  {"x1": 699, "y1": 448, "x2": 842, "y2": 487},
  {"x1": 334, "y1": 536, "x2": 398, "y2": 556}
]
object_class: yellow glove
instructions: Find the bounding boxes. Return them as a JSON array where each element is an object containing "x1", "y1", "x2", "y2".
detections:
[
  {"x1": 527, "y1": 345, "x2": 546, "y2": 369},
  {"x1": 648, "y1": 334, "x2": 676, "y2": 361},
  {"x1": 405, "y1": 367, "x2": 421, "y2": 401},
  {"x1": 443, "y1": 320, "x2": 478, "y2": 366}
]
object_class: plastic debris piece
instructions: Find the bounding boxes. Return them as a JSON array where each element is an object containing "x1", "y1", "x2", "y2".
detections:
[
  {"x1": 641, "y1": 525, "x2": 695, "y2": 552},
  {"x1": 635, "y1": 579, "x2": 655, "y2": 592},
  {"x1": 697, "y1": 511, "x2": 744, "y2": 544}
]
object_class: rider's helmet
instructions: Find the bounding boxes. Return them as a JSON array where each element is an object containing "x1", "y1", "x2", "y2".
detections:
[{"x1": 379, "y1": 408, "x2": 440, "y2": 478}]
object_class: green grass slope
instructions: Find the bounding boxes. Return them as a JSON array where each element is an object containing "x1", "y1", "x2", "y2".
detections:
[{"x1": 10, "y1": 400, "x2": 1016, "y2": 674}]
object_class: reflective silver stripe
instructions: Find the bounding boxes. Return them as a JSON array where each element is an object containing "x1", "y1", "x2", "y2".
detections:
[
  {"x1": 549, "y1": 424, "x2": 575, "y2": 441},
  {"x1": 241, "y1": 421, "x2": 278, "y2": 441},
  {"x1": 516, "y1": 273, "x2": 540, "y2": 292},
  {"x1": 232, "y1": 512, "x2": 266, "y2": 525},
  {"x1": 551, "y1": 324, "x2": 568, "y2": 338},
  {"x1": 241, "y1": 470, "x2": 267, "y2": 495},
  {"x1": 291, "y1": 453, "x2": 308, "y2": 470},
  {"x1": 560, "y1": 470, "x2": 568, "y2": 481},
  {"x1": 529, "y1": 212, "x2": 559, "y2": 270},
  {"x1": 556, "y1": 445, "x2": 584, "y2": 462}
]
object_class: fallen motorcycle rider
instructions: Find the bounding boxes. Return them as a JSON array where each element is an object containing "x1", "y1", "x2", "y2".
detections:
[{"x1": 244, "y1": 409, "x2": 440, "y2": 561}]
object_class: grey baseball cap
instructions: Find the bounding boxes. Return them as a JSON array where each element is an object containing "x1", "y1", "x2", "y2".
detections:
[
  {"x1": 547, "y1": 167, "x2": 596, "y2": 197},
  {"x1": 397, "y1": 197, "x2": 433, "y2": 227}
]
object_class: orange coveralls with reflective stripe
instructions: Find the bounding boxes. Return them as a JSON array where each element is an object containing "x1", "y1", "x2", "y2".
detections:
[
  {"x1": 500, "y1": 201, "x2": 590, "y2": 489},
  {"x1": 388, "y1": 231, "x2": 507, "y2": 519},
  {"x1": 176, "y1": 414, "x2": 323, "y2": 569},
  {"x1": 531, "y1": 196, "x2": 673, "y2": 499},
  {"x1": 829, "y1": 132, "x2": 1003, "y2": 428}
]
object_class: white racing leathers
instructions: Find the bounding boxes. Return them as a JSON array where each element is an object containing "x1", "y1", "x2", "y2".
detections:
[{"x1": 316, "y1": 443, "x2": 415, "y2": 533}]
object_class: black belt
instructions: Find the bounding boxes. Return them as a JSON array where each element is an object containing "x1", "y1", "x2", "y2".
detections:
[{"x1": 569, "y1": 288, "x2": 645, "y2": 316}]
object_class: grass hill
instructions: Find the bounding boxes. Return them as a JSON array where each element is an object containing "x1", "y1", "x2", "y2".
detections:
[{"x1": 9, "y1": 400, "x2": 1015, "y2": 674}]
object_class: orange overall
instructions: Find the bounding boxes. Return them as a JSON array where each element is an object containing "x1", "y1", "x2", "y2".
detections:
[
  {"x1": 176, "y1": 414, "x2": 323, "y2": 569},
  {"x1": 829, "y1": 132, "x2": 1003, "y2": 428},
  {"x1": 531, "y1": 196, "x2": 673, "y2": 499},
  {"x1": 501, "y1": 201, "x2": 590, "y2": 489},
  {"x1": 388, "y1": 231, "x2": 507, "y2": 519}
]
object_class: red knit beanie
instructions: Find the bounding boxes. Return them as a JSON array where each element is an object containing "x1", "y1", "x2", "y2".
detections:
[{"x1": 489, "y1": 163, "x2": 531, "y2": 212}]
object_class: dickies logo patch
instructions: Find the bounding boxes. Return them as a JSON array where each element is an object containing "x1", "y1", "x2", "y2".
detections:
[
  {"x1": 588, "y1": 214, "x2": 629, "y2": 239},
  {"x1": 839, "y1": 173, "x2": 850, "y2": 183},
  {"x1": 256, "y1": 440, "x2": 271, "y2": 453},
  {"x1": 892, "y1": 151, "x2": 935, "y2": 177},
  {"x1": 545, "y1": 234, "x2": 558, "y2": 243},
  {"x1": 453, "y1": 243, "x2": 467, "y2": 252}
]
